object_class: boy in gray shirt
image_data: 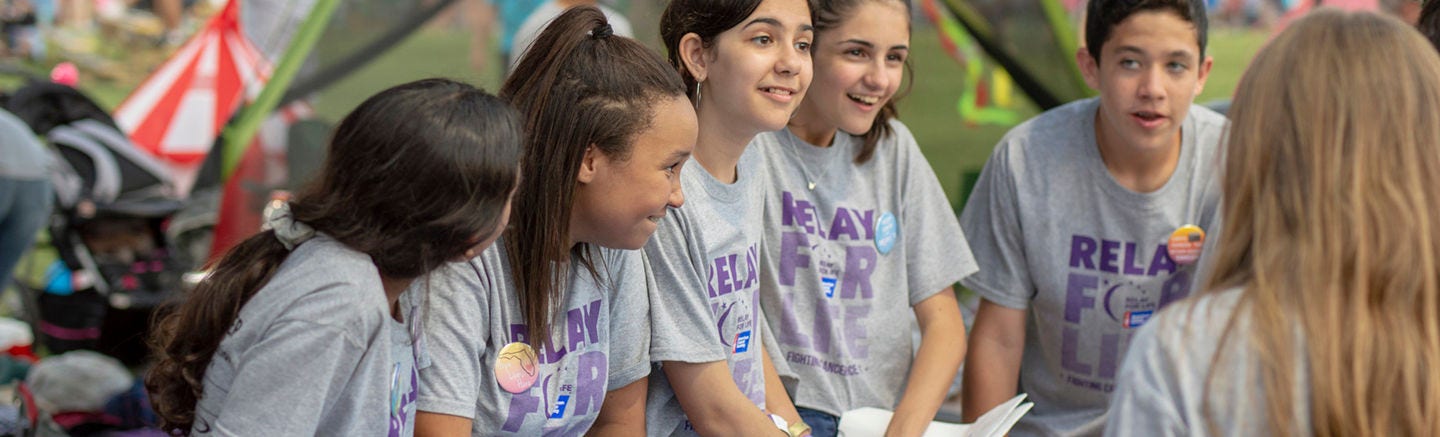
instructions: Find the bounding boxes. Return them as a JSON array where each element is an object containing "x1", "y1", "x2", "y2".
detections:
[{"x1": 959, "y1": 0, "x2": 1225, "y2": 435}]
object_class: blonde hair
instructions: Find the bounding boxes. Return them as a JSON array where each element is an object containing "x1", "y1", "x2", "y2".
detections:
[{"x1": 1203, "y1": 8, "x2": 1440, "y2": 436}]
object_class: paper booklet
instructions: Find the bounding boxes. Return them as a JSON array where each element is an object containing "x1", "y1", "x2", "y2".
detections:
[{"x1": 836, "y1": 394, "x2": 1032, "y2": 437}]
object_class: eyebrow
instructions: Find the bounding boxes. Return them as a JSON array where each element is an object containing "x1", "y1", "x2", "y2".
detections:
[
  {"x1": 744, "y1": 17, "x2": 782, "y2": 29},
  {"x1": 666, "y1": 150, "x2": 692, "y2": 162},
  {"x1": 1114, "y1": 45, "x2": 1195, "y2": 60},
  {"x1": 743, "y1": 17, "x2": 814, "y2": 34}
]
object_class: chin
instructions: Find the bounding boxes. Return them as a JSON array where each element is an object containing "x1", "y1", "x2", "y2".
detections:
[{"x1": 841, "y1": 119, "x2": 876, "y2": 136}]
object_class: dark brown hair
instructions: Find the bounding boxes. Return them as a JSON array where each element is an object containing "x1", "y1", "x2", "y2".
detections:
[
  {"x1": 660, "y1": 0, "x2": 765, "y2": 100},
  {"x1": 813, "y1": 0, "x2": 912, "y2": 163},
  {"x1": 1085, "y1": 0, "x2": 1208, "y2": 62},
  {"x1": 1419, "y1": 0, "x2": 1440, "y2": 52},
  {"x1": 501, "y1": 6, "x2": 685, "y2": 344},
  {"x1": 145, "y1": 78, "x2": 522, "y2": 433}
]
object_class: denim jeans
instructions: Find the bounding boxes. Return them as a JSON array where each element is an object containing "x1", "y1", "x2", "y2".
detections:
[
  {"x1": 797, "y1": 407, "x2": 840, "y2": 437},
  {"x1": 0, "y1": 177, "x2": 51, "y2": 289}
]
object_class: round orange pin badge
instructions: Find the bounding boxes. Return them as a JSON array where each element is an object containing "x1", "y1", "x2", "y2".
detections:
[
  {"x1": 1166, "y1": 225, "x2": 1205, "y2": 265},
  {"x1": 495, "y1": 342, "x2": 539, "y2": 394}
]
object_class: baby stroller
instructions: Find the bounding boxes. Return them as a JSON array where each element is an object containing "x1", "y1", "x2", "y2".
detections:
[{"x1": 4, "y1": 81, "x2": 189, "y2": 367}]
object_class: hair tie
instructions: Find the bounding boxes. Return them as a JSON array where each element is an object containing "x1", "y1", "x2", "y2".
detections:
[
  {"x1": 263, "y1": 202, "x2": 316, "y2": 251},
  {"x1": 591, "y1": 23, "x2": 613, "y2": 39}
]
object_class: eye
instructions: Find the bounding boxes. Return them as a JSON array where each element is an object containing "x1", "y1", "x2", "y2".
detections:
[
  {"x1": 846, "y1": 48, "x2": 866, "y2": 58},
  {"x1": 753, "y1": 35, "x2": 773, "y2": 46},
  {"x1": 886, "y1": 52, "x2": 906, "y2": 63},
  {"x1": 665, "y1": 161, "x2": 682, "y2": 177},
  {"x1": 1166, "y1": 61, "x2": 1188, "y2": 73},
  {"x1": 1119, "y1": 59, "x2": 1140, "y2": 70},
  {"x1": 796, "y1": 40, "x2": 812, "y2": 53}
]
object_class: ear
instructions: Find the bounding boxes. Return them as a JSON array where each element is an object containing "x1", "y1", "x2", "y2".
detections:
[
  {"x1": 1077, "y1": 47, "x2": 1100, "y2": 91},
  {"x1": 678, "y1": 32, "x2": 709, "y2": 84},
  {"x1": 1193, "y1": 55, "x2": 1214, "y2": 96},
  {"x1": 576, "y1": 145, "x2": 600, "y2": 184}
]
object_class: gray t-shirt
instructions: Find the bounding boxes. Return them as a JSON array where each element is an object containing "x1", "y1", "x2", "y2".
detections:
[
  {"x1": 1104, "y1": 288, "x2": 1311, "y2": 436},
  {"x1": 193, "y1": 234, "x2": 416, "y2": 436},
  {"x1": 752, "y1": 120, "x2": 978, "y2": 416},
  {"x1": 959, "y1": 97, "x2": 1227, "y2": 436},
  {"x1": 415, "y1": 240, "x2": 652, "y2": 435},
  {"x1": 644, "y1": 148, "x2": 770, "y2": 436}
]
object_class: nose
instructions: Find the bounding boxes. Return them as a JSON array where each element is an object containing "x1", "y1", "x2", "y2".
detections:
[
  {"x1": 862, "y1": 59, "x2": 891, "y2": 93},
  {"x1": 776, "y1": 44, "x2": 806, "y2": 77},
  {"x1": 1138, "y1": 65, "x2": 1166, "y2": 102},
  {"x1": 668, "y1": 176, "x2": 685, "y2": 208}
]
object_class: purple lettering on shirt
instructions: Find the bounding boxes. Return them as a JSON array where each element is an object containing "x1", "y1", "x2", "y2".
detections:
[
  {"x1": 1064, "y1": 273, "x2": 1098, "y2": 323},
  {"x1": 1069, "y1": 235, "x2": 1097, "y2": 269},
  {"x1": 1123, "y1": 242, "x2": 1146, "y2": 275},
  {"x1": 828, "y1": 208, "x2": 862, "y2": 241},
  {"x1": 1148, "y1": 244, "x2": 1178, "y2": 276},
  {"x1": 1099, "y1": 239, "x2": 1121, "y2": 274},
  {"x1": 502, "y1": 387, "x2": 540, "y2": 432},
  {"x1": 843, "y1": 303, "x2": 870, "y2": 359},
  {"x1": 779, "y1": 231, "x2": 811, "y2": 286},
  {"x1": 779, "y1": 293, "x2": 812, "y2": 348},
  {"x1": 570, "y1": 351, "x2": 608, "y2": 417},
  {"x1": 1061, "y1": 325, "x2": 1092, "y2": 375},
  {"x1": 839, "y1": 246, "x2": 876, "y2": 299}
]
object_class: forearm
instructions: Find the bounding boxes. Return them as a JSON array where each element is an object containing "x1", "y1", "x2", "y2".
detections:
[
  {"x1": 415, "y1": 411, "x2": 473, "y2": 437},
  {"x1": 589, "y1": 379, "x2": 647, "y2": 436},
  {"x1": 960, "y1": 334, "x2": 1023, "y2": 422},
  {"x1": 887, "y1": 292, "x2": 967, "y2": 436},
  {"x1": 762, "y1": 346, "x2": 802, "y2": 427},
  {"x1": 664, "y1": 360, "x2": 785, "y2": 436}
]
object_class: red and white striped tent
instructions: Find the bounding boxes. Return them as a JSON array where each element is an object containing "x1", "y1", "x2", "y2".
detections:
[{"x1": 113, "y1": 0, "x2": 270, "y2": 165}]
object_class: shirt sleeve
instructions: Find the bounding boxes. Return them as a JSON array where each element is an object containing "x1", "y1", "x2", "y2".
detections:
[
  {"x1": 642, "y1": 212, "x2": 729, "y2": 363},
  {"x1": 958, "y1": 138, "x2": 1036, "y2": 310},
  {"x1": 208, "y1": 318, "x2": 375, "y2": 435},
  {"x1": 1103, "y1": 315, "x2": 1189, "y2": 437},
  {"x1": 415, "y1": 260, "x2": 491, "y2": 419},
  {"x1": 605, "y1": 249, "x2": 653, "y2": 389},
  {"x1": 893, "y1": 121, "x2": 979, "y2": 306}
]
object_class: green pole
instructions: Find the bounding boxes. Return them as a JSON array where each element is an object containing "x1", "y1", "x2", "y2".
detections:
[
  {"x1": 1038, "y1": 0, "x2": 1090, "y2": 97},
  {"x1": 220, "y1": 0, "x2": 340, "y2": 180}
]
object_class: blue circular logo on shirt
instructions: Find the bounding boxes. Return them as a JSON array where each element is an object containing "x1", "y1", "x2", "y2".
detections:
[{"x1": 875, "y1": 212, "x2": 898, "y2": 255}]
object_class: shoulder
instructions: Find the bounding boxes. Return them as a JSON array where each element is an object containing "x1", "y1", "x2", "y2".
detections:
[
  {"x1": 1186, "y1": 103, "x2": 1228, "y2": 131},
  {"x1": 1147, "y1": 288, "x2": 1245, "y2": 355},
  {"x1": 999, "y1": 98, "x2": 1096, "y2": 147},
  {"x1": 984, "y1": 98, "x2": 1096, "y2": 167},
  {"x1": 272, "y1": 236, "x2": 384, "y2": 307},
  {"x1": 1185, "y1": 104, "x2": 1228, "y2": 153},
  {"x1": 879, "y1": 118, "x2": 922, "y2": 159},
  {"x1": 257, "y1": 238, "x2": 389, "y2": 333}
]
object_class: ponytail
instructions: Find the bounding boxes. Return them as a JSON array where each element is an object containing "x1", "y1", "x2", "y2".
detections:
[
  {"x1": 147, "y1": 232, "x2": 290, "y2": 432},
  {"x1": 502, "y1": 6, "x2": 685, "y2": 344}
]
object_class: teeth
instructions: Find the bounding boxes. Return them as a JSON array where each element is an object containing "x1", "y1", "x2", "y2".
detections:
[
  {"x1": 848, "y1": 94, "x2": 880, "y2": 105},
  {"x1": 765, "y1": 88, "x2": 792, "y2": 96}
]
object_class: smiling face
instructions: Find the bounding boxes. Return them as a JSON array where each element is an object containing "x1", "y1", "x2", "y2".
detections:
[
  {"x1": 571, "y1": 96, "x2": 698, "y2": 250},
  {"x1": 1079, "y1": 10, "x2": 1212, "y2": 155},
  {"x1": 692, "y1": 0, "x2": 814, "y2": 135},
  {"x1": 798, "y1": 0, "x2": 909, "y2": 138}
]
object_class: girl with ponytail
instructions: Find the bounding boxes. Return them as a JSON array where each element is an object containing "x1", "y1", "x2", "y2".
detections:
[
  {"x1": 146, "y1": 78, "x2": 523, "y2": 435},
  {"x1": 412, "y1": 6, "x2": 696, "y2": 436}
]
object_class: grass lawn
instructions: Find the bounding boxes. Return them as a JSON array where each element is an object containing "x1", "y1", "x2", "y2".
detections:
[{"x1": 63, "y1": 21, "x2": 1269, "y2": 207}]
